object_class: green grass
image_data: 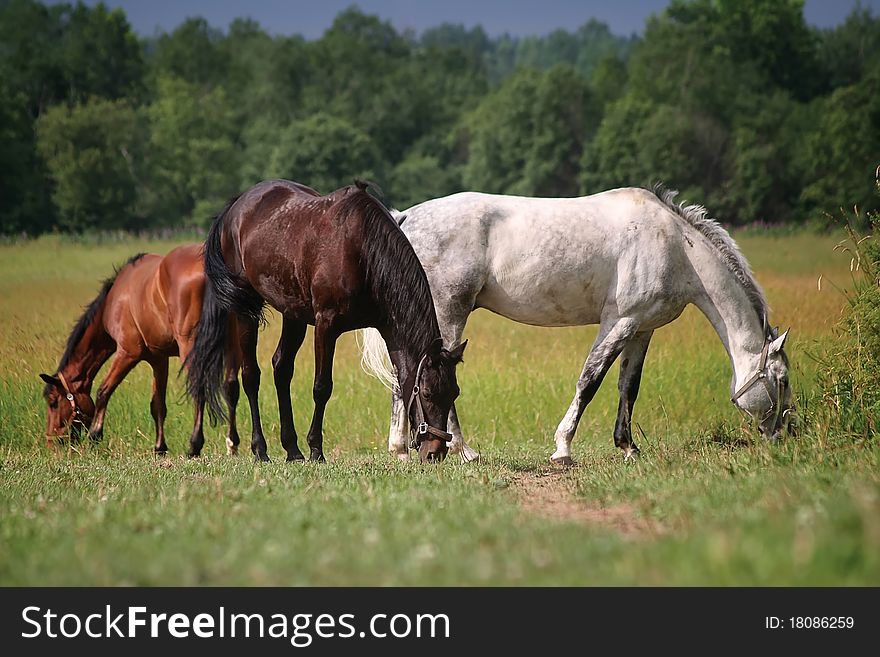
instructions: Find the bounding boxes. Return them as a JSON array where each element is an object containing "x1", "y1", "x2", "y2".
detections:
[{"x1": 0, "y1": 232, "x2": 877, "y2": 585}]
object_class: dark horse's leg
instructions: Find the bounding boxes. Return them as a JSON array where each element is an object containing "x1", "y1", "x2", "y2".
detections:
[
  {"x1": 238, "y1": 317, "x2": 269, "y2": 462},
  {"x1": 223, "y1": 315, "x2": 243, "y2": 455},
  {"x1": 273, "y1": 317, "x2": 307, "y2": 462},
  {"x1": 88, "y1": 349, "x2": 140, "y2": 441},
  {"x1": 613, "y1": 330, "x2": 652, "y2": 460},
  {"x1": 188, "y1": 397, "x2": 206, "y2": 457},
  {"x1": 150, "y1": 357, "x2": 169, "y2": 454},
  {"x1": 551, "y1": 317, "x2": 639, "y2": 465},
  {"x1": 306, "y1": 314, "x2": 338, "y2": 462},
  {"x1": 223, "y1": 366, "x2": 241, "y2": 456}
]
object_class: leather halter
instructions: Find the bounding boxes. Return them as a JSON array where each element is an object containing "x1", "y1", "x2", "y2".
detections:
[
  {"x1": 406, "y1": 352, "x2": 454, "y2": 450},
  {"x1": 730, "y1": 338, "x2": 779, "y2": 424},
  {"x1": 57, "y1": 372, "x2": 87, "y2": 424}
]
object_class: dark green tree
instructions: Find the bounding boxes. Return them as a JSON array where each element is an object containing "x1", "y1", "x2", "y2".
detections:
[
  {"x1": 266, "y1": 113, "x2": 381, "y2": 194},
  {"x1": 35, "y1": 97, "x2": 142, "y2": 231}
]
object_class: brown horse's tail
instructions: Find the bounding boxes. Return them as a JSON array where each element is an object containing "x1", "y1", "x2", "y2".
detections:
[{"x1": 186, "y1": 196, "x2": 263, "y2": 423}]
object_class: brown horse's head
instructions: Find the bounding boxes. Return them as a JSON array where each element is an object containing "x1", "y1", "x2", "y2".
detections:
[
  {"x1": 406, "y1": 339, "x2": 468, "y2": 463},
  {"x1": 39, "y1": 373, "x2": 94, "y2": 444}
]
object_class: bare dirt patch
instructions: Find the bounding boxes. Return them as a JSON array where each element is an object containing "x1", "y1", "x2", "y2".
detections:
[{"x1": 510, "y1": 467, "x2": 662, "y2": 538}]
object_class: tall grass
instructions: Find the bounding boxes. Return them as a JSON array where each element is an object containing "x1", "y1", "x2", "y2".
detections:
[{"x1": 816, "y1": 173, "x2": 880, "y2": 439}]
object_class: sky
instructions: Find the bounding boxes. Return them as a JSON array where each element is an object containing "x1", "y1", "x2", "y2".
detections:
[{"x1": 67, "y1": 0, "x2": 880, "y2": 39}]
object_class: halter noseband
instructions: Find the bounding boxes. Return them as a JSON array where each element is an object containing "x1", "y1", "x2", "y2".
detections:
[
  {"x1": 730, "y1": 338, "x2": 781, "y2": 426},
  {"x1": 406, "y1": 352, "x2": 454, "y2": 451},
  {"x1": 57, "y1": 372, "x2": 87, "y2": 424}
]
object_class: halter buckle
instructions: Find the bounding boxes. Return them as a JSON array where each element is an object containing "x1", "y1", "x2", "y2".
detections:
[
  {"x1": 417, "y1": 422, "x2": 428, "y2": 435},
  {"x1": 67, "y1": 393, "x2": 74, "y2": 401}
]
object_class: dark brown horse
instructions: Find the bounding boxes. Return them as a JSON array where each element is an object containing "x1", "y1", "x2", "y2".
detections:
[
  {"x1": 39, "y1": 244, "x2": 265, "y2": 457},
  {"x1": 187, "y1": 179, "x2": 467, "y2": 463}
]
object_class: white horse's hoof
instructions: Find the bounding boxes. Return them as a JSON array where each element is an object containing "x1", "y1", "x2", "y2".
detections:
[
  {"x1": 393, "y1": 451, "x2": 411, "y2": 462},
  {"x1": 226, "y1": 441, "x2": 239, "y2": 456},
  {"x1": 453, "y1": 444, "x2": 481, "y2": 464},
  {"x1": 550, "y1": 454, "x2": 574, "y2": 466},
  {"x1": 623, "y1": 447, "x2": 640, "y2": 462}
]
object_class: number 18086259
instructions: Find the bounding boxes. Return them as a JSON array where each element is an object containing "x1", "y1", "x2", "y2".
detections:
[{"x1": 765, "y1": 617, "x2": 854, "y2": 629}]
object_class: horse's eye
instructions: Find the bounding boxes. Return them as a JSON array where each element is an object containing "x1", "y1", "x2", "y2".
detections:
[{"x1": 49, "y1": 400, "x2": 58, "y2": 410}]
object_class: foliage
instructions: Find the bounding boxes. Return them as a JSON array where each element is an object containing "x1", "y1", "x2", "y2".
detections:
[
  {"x1": 817, "y1": 174, "x2": 880, "y2": 438},
  {"x1": 2, "y1": 1, "x2": 880, "y2": 232},
  {"x1": 35, "y1": 97, "x2": 142, "y2": 231},
  {"x1": 266, "y1": 113, "x2": 380, "y2": 194},
  {"x1": 463, "y1": 66, "x2": 596, "y2": 196},
  {"x1": 140, "y1": 76, "x2": 240, "y2": 227}
]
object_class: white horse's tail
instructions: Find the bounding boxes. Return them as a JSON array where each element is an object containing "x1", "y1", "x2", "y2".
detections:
[{"x1": 357, "y1": 328, "x2": 398, "y2": 391}]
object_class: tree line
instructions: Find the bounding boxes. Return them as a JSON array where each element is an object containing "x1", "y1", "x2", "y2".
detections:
[{"x1": 1, "y1": 0, "x2": 878, "y2": 235}]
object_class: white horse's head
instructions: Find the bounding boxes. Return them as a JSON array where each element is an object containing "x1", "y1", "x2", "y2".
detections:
[{"x1": 733, "y1": 327, "x2": 795, "y2": 439}]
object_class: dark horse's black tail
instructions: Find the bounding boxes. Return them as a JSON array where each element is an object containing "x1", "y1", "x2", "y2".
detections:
[{"x1": 186, "y1": 196, "x2": 264, "y2": 423}]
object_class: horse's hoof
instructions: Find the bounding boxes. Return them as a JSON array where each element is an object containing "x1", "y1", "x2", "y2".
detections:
[
  {"x1": 550, "y1": 455, "x2": 574, "y2": 466},
  {"x1": 623, "y1": 447, "x2": 640, "y2": 462},
  {"x1": 254, "y1": 452, "x2": 270, "y2": 463},
  {"x1": 286, "y1": 453, "x2": 305, "y2": 463},
  {"x1": 393, "y1": 451, "x2": 411, "y2": 462},
  {"x1": 226, "y1": 442, "x2": 239, "y2": 456},
  {"x1": 186, "y1": 452, "x2": 201, "y2": 459},
  {"x1": 459, "y1": 450, "x2": 481, "y2": 464},
  {"x1": 450, "y1": 442, "x2": 481, "y2": 464},
  {"x1": 153, "y1": 448, "x2": 168, "y2": 457},
  {"x1": 309, "y1": 450, "x2": 326, "y2": 463}
]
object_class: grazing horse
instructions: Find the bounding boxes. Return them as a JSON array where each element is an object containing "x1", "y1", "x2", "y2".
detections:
[
  {"x1": 361, "y1": 186, "x2": 795, "y2": 464},
  {"x1": 186, "y1": 179, "x2": 466, "y2": 463},
  {"x1": 39, "y1": 244, "x2": 262, "y2": 456}
]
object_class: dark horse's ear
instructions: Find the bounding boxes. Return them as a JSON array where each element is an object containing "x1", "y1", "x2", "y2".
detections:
[
  {"x1": 447, "y1": 339, "x2": 468, "y2": 363},
  {"x1": 427, "y1": 337, "x2": 443, "y2": 363},
  {"x1": 40, "y1": 373, "x2": 61, "y2": 388}
]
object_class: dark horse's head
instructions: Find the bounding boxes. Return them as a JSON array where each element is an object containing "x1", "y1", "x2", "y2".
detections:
[
  {"x1": 39, "y1": 373, "x2": 95, "y2": 443},
  {"x1": 403, "y1": 338, "x2": 468, "y2": 462}
]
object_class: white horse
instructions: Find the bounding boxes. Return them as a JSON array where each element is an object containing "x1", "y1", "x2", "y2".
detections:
[{"x1": 360, "y1": 186, "x2": 794, "y2": 463}]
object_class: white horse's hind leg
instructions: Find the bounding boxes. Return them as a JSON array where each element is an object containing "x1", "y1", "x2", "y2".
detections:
[
  {"x1": 447, "y1": 403, "x2": 480, "y2": 462},
  {"x1": 436, "y1": 313, "x2": 481, "y2": 463},
  {"x1": 388, "y1": 371, "x2": 410, "y2": 461},
  {"x1": 552, "y1": 317, "x2": 638, "y2": 464},
  {"x1": 614, "y1": 331, "x2": 653, "y2": 461}
]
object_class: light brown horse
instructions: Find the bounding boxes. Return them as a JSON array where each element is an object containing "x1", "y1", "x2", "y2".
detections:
[{"x1": 39, "y1": 244, "x2": 265, "y2": 456}]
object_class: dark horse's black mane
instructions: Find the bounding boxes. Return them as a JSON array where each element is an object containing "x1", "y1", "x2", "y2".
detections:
[
  {"x1": 335, "y1": 185, "x2": 440, "y2": 360},
  {"x1": 44, "y1": 252, "x2": 147, "y2": 396}
]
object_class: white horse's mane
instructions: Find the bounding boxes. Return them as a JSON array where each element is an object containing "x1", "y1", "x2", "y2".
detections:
[{"x1": 651, "y1": 184, "x2": 769, "y2": 324}]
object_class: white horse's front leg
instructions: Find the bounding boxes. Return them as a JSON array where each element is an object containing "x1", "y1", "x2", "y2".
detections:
[
  {"x1": 447, "y1": 403, "x2": 480, "y2": 463},
  {"x1": 552, "y1": 396, "x2": 582, "y2": 465},
  {"x1": 551, "y1": 318, "x2": 638, "y2": 465},
  {"x1": 388, "y1": 385, "x2": 410, "y2": 461}
]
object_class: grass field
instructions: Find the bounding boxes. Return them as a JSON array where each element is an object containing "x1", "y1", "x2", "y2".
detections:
[{"x1": 0, "y1": 231, "x2": 878, "y2": 585}]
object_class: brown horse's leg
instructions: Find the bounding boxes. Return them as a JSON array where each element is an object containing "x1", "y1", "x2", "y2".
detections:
[
  {"x1": 238, "y1": 317, "x2": 269, "y2": 462},
  {"x1": 305, "y1": 316, "x2": 338, "y2": 462},
  {"x1": 88, "y1": 349, "x2": 140, "y2": 441},
  {"x1": 150, "y1": 358, "x2": 169, "y2": 454},
  {"x1": 273, "y1": 317, "x2": 307, "y2": 462}
]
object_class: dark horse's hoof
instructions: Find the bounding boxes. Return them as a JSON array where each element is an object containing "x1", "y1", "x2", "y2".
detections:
[
  {"x1": 254, "y1": 452, "x2": 270, "y2": 463},
  {"x1": 286, "y1": 452, "x2": 305, "y2": 462},
  {"x1": 309, "y1": 449, "x2": 326, "y2": 463}
]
